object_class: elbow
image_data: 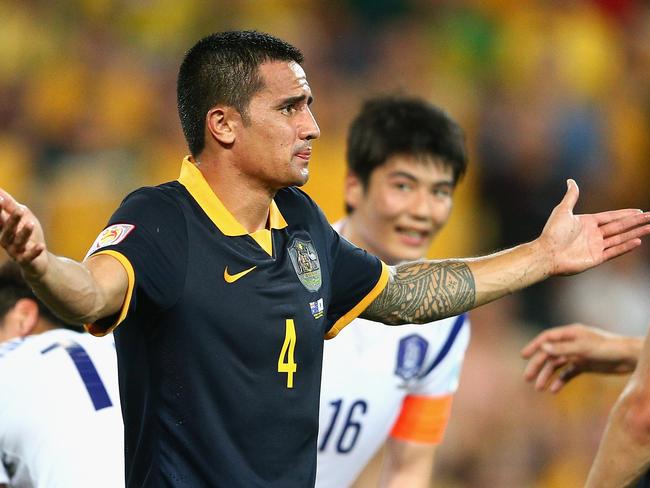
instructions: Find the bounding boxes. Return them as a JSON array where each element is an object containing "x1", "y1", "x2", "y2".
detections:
[{"x1": 619, "y1": 388, "x2": 650, "y2": 446}]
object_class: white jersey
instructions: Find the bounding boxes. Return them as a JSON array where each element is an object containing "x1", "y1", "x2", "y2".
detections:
[
  {"x1": 316, "y1": 223, "x2": 470, "y2": 488},
  {"x1": 0, "y1": 329, "x2": 124, "y2": 488}
]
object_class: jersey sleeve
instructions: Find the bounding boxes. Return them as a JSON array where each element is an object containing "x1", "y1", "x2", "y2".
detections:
[
  {"x1": 83, "y1": 187, "x2": 188, "y2": 336},
  {"x1": 324, "y1": 226, "x2": 389, "y2": 339},
  {"x1": 390, "y1": 315, "x2": 471, "y2": 444}
]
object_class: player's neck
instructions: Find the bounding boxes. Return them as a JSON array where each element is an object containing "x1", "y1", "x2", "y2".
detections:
[
  {"x1": 340, "y1": 215, "x2": 392, "y2": 265},
  {"x1": 195, "y1": 158, "x2": 274, "y2": 233}
]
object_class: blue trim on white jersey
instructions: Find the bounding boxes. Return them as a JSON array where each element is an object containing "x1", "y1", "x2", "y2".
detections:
[
  {"x1": 41, "y1": 341, "x2": 113, "y2": 410},
  {"x1": 0, "y1": 338, "x2": 26, "y2": 359},
  {"x1": 416, "y1": 313, "x2": 467, "y2": 379}
]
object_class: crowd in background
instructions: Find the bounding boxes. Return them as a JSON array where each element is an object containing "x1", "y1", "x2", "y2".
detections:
[{"x1": 1, "y1": 0, "x2": 649, "y2": 486}]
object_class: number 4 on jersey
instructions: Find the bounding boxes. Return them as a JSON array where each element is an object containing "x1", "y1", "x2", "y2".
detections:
[{"x1": 278, "y1": 319, "x2": 297, "y2": 388}]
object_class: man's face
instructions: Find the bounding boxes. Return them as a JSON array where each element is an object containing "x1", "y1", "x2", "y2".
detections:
[
  {"x1": 232, "y1": 60, "x2": 320, "y2": 190},
  {"x1": 346, "y1": 155, "x2": 455, "y2": 265}
]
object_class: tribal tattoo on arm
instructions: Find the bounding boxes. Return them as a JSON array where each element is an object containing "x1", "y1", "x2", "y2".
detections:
[{"x1": 362, "y1": 261, "x2": 476, "y2": 325}]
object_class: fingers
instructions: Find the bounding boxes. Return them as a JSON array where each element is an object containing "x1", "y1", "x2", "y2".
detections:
[
  {"x1": 0, "y1": 191, "x2": 42, "y2": 264},
  {"x1": 603, "y1": 226, "x2": 650, "y2": 250},
  {"x1": 524, "y1": 351, "x2": 570, "y2": 392},
  {"x1": 521, "y1": 340, "x2": 544, "y2": 359},
  {"x1": 524, "y1": 349, "x2": 552, "y2": 381},
  {"x1": 602, "y1": 238, "x2": 642, "y2": 262},
  {"x1": 0, "y1": 188, "x2": 15, "y2": 206},
  {"x1": 549, "y1": 364, "x2": 579, "y2": 393},
  {"x1": 558, "y1": 179, "x2": 579, "y2": 212},
  {"x1": 0, "y1": 203, "x2": 26, "y2": 247},
  {"x1": 521, "y1": 326, "x2": 580, "y2": 358},
  {"x1": 535, "y1": 356, "x2": 569, "y2": 391},
  {"x1": 598, "y1": 212, "x2": 650, "y2": 262},
  {"x1": 10, "y1": 221, "x2": 32, "y2": 252},
  {"x1": 524, "y1": 349, "x2": 580, "y2": 393},
  {"x1": 593, "y1": 208, "x2": 644, "y2": 225},
  {"x1": 600, "y1": 212, "x2": 650, "y2": 239},
  {"x1": 16, "y1": 241, "x2": 45, "y2": 265}
]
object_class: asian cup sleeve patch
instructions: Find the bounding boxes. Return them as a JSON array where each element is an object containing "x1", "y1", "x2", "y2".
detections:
[{"x1": 85, "y1": 223, "x2": 135, "y2": 259}]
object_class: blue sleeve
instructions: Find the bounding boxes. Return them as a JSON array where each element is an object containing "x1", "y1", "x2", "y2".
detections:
[{"x1": 85, "y1": 186, "x2": 187, "y2": 334}]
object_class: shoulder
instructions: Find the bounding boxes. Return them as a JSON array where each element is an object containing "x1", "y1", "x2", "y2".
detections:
[
  {"x1": 0, "y1": 337, "x2": 27, "y2": 360},
  {"x1": 0, "y1": 330, "x2": 71, "y2": 364},
  {"x1": 119, "y1": 182, "x2": 185, "y2": 212},
  {"x1": 275, "y1": 187, "x2": 323, "y2": 218},
  {"x1": 105, "y1": 183, "x2": 188, "y2": 236},
  {"x1": 276, "y1": 186, "x2": 314, "y2": 203}
]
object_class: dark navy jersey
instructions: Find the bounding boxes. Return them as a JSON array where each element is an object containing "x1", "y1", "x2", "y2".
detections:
[{"x1": 85, "y1": 158, "x2": 388, "y2": 488}]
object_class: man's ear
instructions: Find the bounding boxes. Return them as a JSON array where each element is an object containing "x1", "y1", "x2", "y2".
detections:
[
  {"x1": 12, "y1": 298, "x2": 40, "y2": 337},
  {"x1": 344, "y1": 171, "x2": 364, "y2": 212},
  {"x1": 206, "y1": 106, "x2": 240, "y2": 145}
]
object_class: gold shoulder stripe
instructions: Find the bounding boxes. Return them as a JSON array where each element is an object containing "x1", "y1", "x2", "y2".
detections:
[
  {"x1": 325, "y1": 261, "x2": 390, "y2": 339},
  {"x1": 84, "y1": 250, "x2": 135, "y2": 337}
]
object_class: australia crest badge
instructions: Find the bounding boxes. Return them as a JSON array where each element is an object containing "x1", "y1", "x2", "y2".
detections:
[{"x1": 288, "y1": 238, "x2": 322, "y2": 292}]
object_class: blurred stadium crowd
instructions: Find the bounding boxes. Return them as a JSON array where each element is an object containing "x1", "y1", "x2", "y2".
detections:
[{"x1": 1, "y1": 0, "x2": 649, "y2": 486}]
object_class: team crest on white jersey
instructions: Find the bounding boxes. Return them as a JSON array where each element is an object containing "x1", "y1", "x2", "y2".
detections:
[
  {"x1": 288, "y1": 238, "x2": 321, "y2": 292},
  {"x1": 85, "y1": 224, "x2": 135, "y2": 259},
  {"x1": 395, "y1": 334, "x2": 429, "y2": 381}
]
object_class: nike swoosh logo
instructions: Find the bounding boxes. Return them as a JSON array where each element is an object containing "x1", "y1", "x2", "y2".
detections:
[{"x1": 224, "y1": 265, "x2": 257, "y2": 283}]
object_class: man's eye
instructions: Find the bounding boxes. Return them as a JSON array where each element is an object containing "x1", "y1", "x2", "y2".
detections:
[
  {"x1": 394, "y1": 183, "x2": 413, "y2": 192},
  {"x1": 281, "y1": 105, "x2": 297, "y2": 115}
]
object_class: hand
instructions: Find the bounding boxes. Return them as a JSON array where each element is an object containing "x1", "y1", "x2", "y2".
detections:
[
  {"x1": 0, "y1": 189, "x2": 48, "y2": 278},
  {"x1": 538, "y1": 179, "x2": 650, "y2": 276},
  {"x1": 521, "y1": 324, "x2": 641, "y2": 393}
]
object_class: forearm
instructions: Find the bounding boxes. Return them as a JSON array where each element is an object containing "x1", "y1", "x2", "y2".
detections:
[
  {"x1": 465, "y1": 239, "x2": 553, "y2": 305},
  {"x1": 379, "y1": 440, "x2": 436, "y2": 488},
  {"x1": 364, "y1": 240, "x2": 551, "y2": 324},
  {"x1": 22, "y1": 252, "x2": 115, "y2": 324},
  {"x1": 586, "y1": 385, "x2": 650, "y2": 487},
  {"x1": 587, "y1": 330, "x2": 650, "y2": 487},
  {"x1": 612, "y1": 336, "x2": 645, "y2": 373}
]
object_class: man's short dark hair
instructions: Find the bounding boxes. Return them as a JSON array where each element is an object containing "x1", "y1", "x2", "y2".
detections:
[
  {"x1": 0, "y1": 261, "x2": 70, "y2": 328},
  {"x1": 177, "y1": 30, "x2": 304, "y2": 157},
  {"x1": 346, "y1": 95, "x2": 468, "y2": 194}
]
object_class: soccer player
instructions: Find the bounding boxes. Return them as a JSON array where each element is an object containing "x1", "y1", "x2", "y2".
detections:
[
  {"x1": 316, "y1": 96, "x2": 470, "y2": 488},
  {"x1": 522, "y1": 323, "x2": 650, "y2": 487},
  {"x1": 0, "y1": 261, "x2": 123, "y2": 488},
  {"x1": 1, "y1": 30, "x2": 650, "y2": 487}
]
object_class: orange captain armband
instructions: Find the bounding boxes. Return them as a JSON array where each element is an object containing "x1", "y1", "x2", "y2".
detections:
[{"x1": 390, "y1": 394, "x2": 454, "y2": 444}]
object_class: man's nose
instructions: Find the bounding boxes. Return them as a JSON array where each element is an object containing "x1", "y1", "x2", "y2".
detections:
[{"x1": 299, "y1": 108, "x2": 320, "y2": 140}]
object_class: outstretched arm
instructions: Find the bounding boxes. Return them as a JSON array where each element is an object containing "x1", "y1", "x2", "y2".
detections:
[
  {"x1": 521, "y1": 324, "x2": 643, "y2": 393},
  {"x1": 585, "y1": 330, "x2": 650, "y2": 487},
  {"x1": 0, "y1": 189, "x2": 127, "y2": 324},
  {"x1": 362, "y1": 180, "x2": 650, "y2": 324},
  {"x1": 378, "y1": 439, "x2": 437, "y2": 488}
]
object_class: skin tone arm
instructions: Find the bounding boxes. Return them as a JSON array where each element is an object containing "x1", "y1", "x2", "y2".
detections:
[
  {"x1": 521, "y1": 324, "x2": 643, "y2": 393},
  {"x1": 378, "y1": 439, "x2": 437, "y2": 488},
  {"x1": 0, "y1": 190, "x2": 127, "y2": 325},
  {"x1": 2, "y1": 180, "x2": 650, "y2": 326},
  {"x1": 522, "y1": 323, "x2": 650, "y2": 485},
  {"x1": 584, "y1": 330, "x2": 650, "y2": 487},
  {"x1": 351, "y1": 440, "x2": 436, "y2": 488},
  {"x1": 363, "y1": 180, "x2": 650, "y2": 324}
]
